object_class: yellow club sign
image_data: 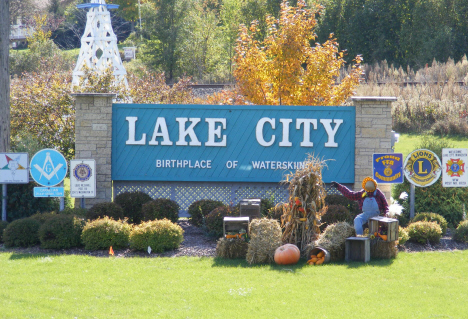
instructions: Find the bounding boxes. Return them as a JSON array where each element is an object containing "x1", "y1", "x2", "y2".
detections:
[{"x1": 403, "y1": 149, "x2": 442, "y2": 187}]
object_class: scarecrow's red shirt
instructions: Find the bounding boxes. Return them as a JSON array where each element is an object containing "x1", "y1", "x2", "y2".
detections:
[{"x1": 335, "y1": 183, "x2": 389, "y2": 214}]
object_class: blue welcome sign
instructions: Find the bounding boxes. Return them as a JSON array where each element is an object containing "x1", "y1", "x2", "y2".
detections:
[{"x1": 112, "y1": 104, "x2": 356, "y2": 183}]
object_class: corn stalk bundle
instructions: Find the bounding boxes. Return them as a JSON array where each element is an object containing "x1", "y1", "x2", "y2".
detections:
[{"x1": 281, "y1": 154, "x2": 327, "y2": 252}]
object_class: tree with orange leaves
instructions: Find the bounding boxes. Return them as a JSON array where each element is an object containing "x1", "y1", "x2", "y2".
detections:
[{"x1": 231, "y1": 0, "x2": 362, "y2": 106}]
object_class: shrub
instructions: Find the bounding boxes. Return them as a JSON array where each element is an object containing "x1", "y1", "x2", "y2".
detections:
[
  {"x1": 398, "y1": 226, "x2": 409, "y2": 246},
  {"x1": 407, "y1": 221, "x2": 442, "y2": 245},
  {"x1": 412, "y1": 212, "x2": 448, "y2": 235},
  {"x1": 6, "y1": 182, "x2": 59, "y2": 222},
  {"x1": 141, "y1": 198, "x2": 179, "y2": 223},
  {"x1": 453, "y1": 220, "x2": 468, "y2": 243},
  {"x1": 29, "y1": 212, "x2": 58, "y2": 224},
  {"x1": 320, "y1": 205, "x2": 352, "y2": 231},
  {"x1": 266, "y1": 203, "x2": 284, "y2": 223},
  {"x1": 260, "y1": 197, "x2": 275, "y2": 217},
  {"x1": 60, "y1": 207, "x2": 88, "y2": 218},
  {"x1": 3, "y1": 218, "x2": 41, "y2": 247},
  {"x1": 187, "y1": 199, "x2": 225, "y2": 227},
  {"x1": 129, "y1": 219, "x2": 184, "y2": 253},
  {"x1": 114, "y1": 191, "x2": 153, "y2": 224},
  {"x1": 0, "y1": 220, "x2": 9, "y2": 243},
  {"x1": 81, "y1": 217, "x2": 132, "y2": 250},
  {"x1": 38, "y1": 215, "x2": 85, "y2": 249},
  {"x1": 205, "y1": 206, "x2": 239, "y2": 238},
  {"x1": 86, "y1": 202, "x2": 124, "y2": 221},
  {"x1": 325, "y1": 194, "x2": 360, "y2": 219}
]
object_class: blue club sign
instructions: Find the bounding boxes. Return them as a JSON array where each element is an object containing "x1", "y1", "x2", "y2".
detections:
[{"x1": 30, "y1": 149, "x2": 68, "y2": 187}]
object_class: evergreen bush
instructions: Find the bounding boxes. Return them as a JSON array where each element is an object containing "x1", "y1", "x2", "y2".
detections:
[
  {"x1": 412, "y1": 212, "x2": 448, "y2": 235},
  {"x1": 187, "y1": 199, "x2": 225, "y2": 227},
  {"x1": 60, "y1": 207, "x2": 88, "y2": 218},
  {"x1": 325, "y1": 194, "x2": 360, "y2": 219},
  {"x1": 3, "y1": 218, "x2": 41, "y2": 247},
  {"x1": 29, "y1": 212, "x2": 58, "y2": 224},
  {"x1": 205, "y1": 206, "x2": 239, "y2": 238},
  {"x1": 38, "y1": 215, "x2": 85, "y2": 249},
  {"x1": 407, "y1": 221, "x2": 442, "y2": 245},
  {"x1": 129, "y1": 219, "x2": 184, "y2": 253},
  {"x1": 320, "y1": 205, "x2": 352, "y2": 231},
  {"x1": 81, "y1": 217, "x2": 132, "y2": 250},
  {"x1": 0, "y1": 220, "x2": 9, "y2": 243},
  {"x1": 141, "y1": 198, "x2": 179, "y2": 223},
  {"x1": 114, "y1": 191, "x2": 152, "y2": 224},
  {"x1": 86, "y1": 202, "x2": 125, "y2": 221},
  {"x1": 453, "y1": 220, "x2": 468, "y2": 243},
  {"x1": 398, "y1": 226, "x2": 409, "y2": 246}
]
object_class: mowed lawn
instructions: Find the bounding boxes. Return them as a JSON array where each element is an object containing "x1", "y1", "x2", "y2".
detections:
[{"x1": 1, "y1": 250, "x2": 467, "y2": 318}]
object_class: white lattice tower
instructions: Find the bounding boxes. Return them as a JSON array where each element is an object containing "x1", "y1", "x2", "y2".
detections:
[{"x1": 72, "y1": 0, "x2": 128, "y2": 88}]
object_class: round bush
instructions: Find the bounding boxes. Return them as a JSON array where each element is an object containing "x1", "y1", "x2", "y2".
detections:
[
  {"x1": 61, "y1": 207, "x2": 88, "y2": 218},
  {"x1": 29, "y1": 212, "x2": 58, "y2": 224},
  {"x1": 205, "y1": 206, "x2": 239, "y2": 238},
  {"x1": 38, "y1": 215, "x2": 85, "y2": 249},
  {"x1": 86, "y1": 202, "x2": 124, "y2": 221},
  {"x1": 141, "y1": 198, "x2": 179, "y2": 223},
  {"x1": 453, "y1": 220, "x2": 468, "y2": 243},
  {"x1": 3, "y1": 218, "x2": 41, "y2": 247},
  {"x1": 325, "y1": 194, "x2": 360, "y2": 219},
  {"x1": 412, "y1": 212, "x2": 448, "y2": 235},
  {"x1": 187, "y1": 199, "x2": 225, "y2": 227},
  {"x1": 130, "y1": 219, "x2": 184, "y2": 253},
  {"x1": 407, "y1": 221, "x2": 442, "y2": 245},
  {"x1": 0, "y1": 220, "x2": 9, "y2": 243},
  {"x1": 81, "y1": 217, "x2": 132, "y2": 250},
  {"x1": 398, "y1": 226, "x2": 409, "y2": 246},
  {"x1": 114, "y1": 191, "x2": 152, "y2": 224},
  {"x1": 320, "y1": 205, "x2": 352, "y2": 231}
]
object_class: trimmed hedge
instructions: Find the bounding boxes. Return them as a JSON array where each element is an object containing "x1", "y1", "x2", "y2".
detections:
[
  {"x1": 0, "y1": 220, "x2": 9, "y2": 243},
  {"x1": 205, "y1": 206, "x2": 240, "y2": 237},
  {"x1": 453, "y1": 220, "x2": 468, "y2": 243},
  {"x1": 407, "y1": 221, "x2": 442, "y2": 245},
  {"x1": 130, "y1": 219, "x2": 184, "y2": 253},
  {"x1": 141, "y1": 198, "x2": 179, "y2": 223},
  {"x1": 29, "y1": 212, "x2": 58, "y2": 224},
  {"x1": 81, "y1": 217, "x2": 132, "y2": 250},
  {"x1": 320, "y1": 205, "x2": 352, "y2": 231},
  {"x1": 398, "y1": 226, "x2": 409, "y2": 245},
  {"x1": 325, "y1": 194, "x2": 360, "y2": 219},
  {"x1": 3, "y1": 218, "x2": 41, "y2": 247},
  {"x1": 38, "y1": 215, "x2": 85, "y2": 249},
  {"x1": 114, "y1": 191, "x2": 152, "y2": 224},
  {"x1": 86, "y1": 202, "x2": 124, "y2": 221},
  {"x1": 187, "y1": 199, "x2": 225, "y2": 227},
  {"x1": 412, "y1": 212, "x2": 448, "y2": 235},
  {"x1": 60, "y1": 207, "x2": 88, "y2": 218}
]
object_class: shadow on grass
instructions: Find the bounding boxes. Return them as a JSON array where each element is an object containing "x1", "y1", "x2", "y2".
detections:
[
  {"x1": 212, "y1": 256, "x2": 396, "y2": 270},
  {"x1": 8, "y1": 253, "x2": 49, "y2": 260}
]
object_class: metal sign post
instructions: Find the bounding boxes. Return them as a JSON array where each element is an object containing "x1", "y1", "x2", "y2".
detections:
[{"x1": 2, "y1": 184, "x2": 6, "y2": 221}]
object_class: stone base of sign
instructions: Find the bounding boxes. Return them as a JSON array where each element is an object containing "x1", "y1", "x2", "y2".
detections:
[
  {"x1": 73, "y1": 93, "x2": 115, "y2": 207},
  {"x1": 352, "y1": 96, "x2": 396, "y2": 200}
]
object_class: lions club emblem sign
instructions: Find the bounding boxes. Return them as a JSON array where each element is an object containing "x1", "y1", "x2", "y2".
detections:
[
  {"x1": 442, "y1": 148, "x2": 467, "y2": 187},
  {"x1": 403, "y1": 149, "x2": 442, "y2": 187}
]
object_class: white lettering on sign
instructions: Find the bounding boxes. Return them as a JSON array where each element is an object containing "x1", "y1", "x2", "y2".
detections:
[
  {"x1": 205, "y1": 118, "x2": 227, "y2": 147},
  {"x1": 126, "y1": 117, "x2": 146, "y2": 145},
  {"x1": 149, "y1": 117, "x2": 173, "y2": 145},
  {"x1": 251, "y1": 161, "x2": 305, "y2": 170},
  {"x1": 256, "y1": 118, "x2": 343, "y2": 148},
  {"x1": 176, "y1": 118, "x2": 202, "y2": 146},
  {"x1": 156, "y1": 159, "x2": 212, "y2": 169}
]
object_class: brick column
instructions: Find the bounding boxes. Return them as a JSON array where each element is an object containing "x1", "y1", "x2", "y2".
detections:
[
  {"x1": 352, "y1": 96, "x2": 397, "y2": 201},
  {"x1": 73, "y1": 93, "x2": 116, "y2": 207}
]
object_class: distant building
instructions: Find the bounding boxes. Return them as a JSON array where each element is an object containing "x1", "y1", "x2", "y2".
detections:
[{"x1": 9, "y1": 17, "x2": 32, "y2": 48}]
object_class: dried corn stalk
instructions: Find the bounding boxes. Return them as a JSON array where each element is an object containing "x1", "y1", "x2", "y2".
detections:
[{"x1": 281, "y1": 154, "x2": 327, "y2": 252}]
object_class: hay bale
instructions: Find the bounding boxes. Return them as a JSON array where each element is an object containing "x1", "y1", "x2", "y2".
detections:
[
  {"x1": 306, "y1": 222, "x2": 355, "y2": 261},
  {"x1": 246, "y1": 218, "x2": 282, "y2": 264},
  {"x1": 216, "y1": 238, "x2": 248, "y2": 259},
  {"x1": 370, "y1": 239, "x2": 398, "y2": 259}
]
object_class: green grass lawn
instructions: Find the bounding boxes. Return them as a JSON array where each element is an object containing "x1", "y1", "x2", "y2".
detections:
[
  {"x1": 1, "y1": 251, "x2": 467, "y2": 318},
  {"x1": 394, "y1": 133, "x2": 468, "y2": 158}
]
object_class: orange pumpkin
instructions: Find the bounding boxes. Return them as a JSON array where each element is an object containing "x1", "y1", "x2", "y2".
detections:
[{"x1": 274, "y1": 244, "x2": 300, "y2": 265}]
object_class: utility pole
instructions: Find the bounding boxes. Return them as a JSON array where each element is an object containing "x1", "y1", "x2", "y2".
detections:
[{"x1": 0, "y1": 0, "x2": 11, "y2": 221}]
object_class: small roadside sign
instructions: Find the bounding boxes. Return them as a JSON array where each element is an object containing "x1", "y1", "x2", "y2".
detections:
[
  {"x1": 403, "y1": 149, "x2": 442, "y2": 187},
  {"x1": 70, "y1": 159, "x2": 96, "y2": 198},
  {"x1": 34, "y1": 187, "x2": 65, "y2": 197},
  {"x1": 373, "y1": 153, "x2": 404, "y2": 184},
  {"x1": 0, "y1": 153, "x2": 29, "y2": 184},
  {"x1": 442, "y1": 148, "x2": 467, "y2": 187},
  {"x1": 30, "y1": 149, "x2": 68, "y2": 187}
]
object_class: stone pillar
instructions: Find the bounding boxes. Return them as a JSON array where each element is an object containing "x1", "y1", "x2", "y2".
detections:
[
  {"x1": 352, "y1": 96, "x2": 397, "y2": 201},
  {"x1": 73, "y1": 93, "x2": 116, "y2": 207}
]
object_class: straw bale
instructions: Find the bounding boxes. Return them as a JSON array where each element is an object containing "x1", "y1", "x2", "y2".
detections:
[
  {"x1": 246, "y1": 218, "x2": 282, "y2": 264},
  {"x1": 216, "y1": 238, "x2": 249, "y2": 259},
  {"x1": 306, "y1": 222, "x2": 355, "y2": 261},
  {"x1": 370, "y1": 239, "x2": 398, "y2": 259}
]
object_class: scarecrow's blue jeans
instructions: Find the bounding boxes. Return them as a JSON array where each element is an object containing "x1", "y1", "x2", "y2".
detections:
[{"x1": 354, "y1": 211, "x2": 380, "y2": 235}]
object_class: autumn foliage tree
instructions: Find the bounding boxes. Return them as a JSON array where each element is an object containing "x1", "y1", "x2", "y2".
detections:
[{"x1": 230, "y1": 0, "x2": 362, "y2": 106}]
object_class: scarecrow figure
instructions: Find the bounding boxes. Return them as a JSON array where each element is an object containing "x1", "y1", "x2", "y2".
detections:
[{"x1": 331, "y1": 177, "x2": 388, "y2": 236}]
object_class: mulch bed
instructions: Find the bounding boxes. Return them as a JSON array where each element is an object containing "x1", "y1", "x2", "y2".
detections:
[{"x1": 1, "y1": 221, "x2": 467, "y2": 258}]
